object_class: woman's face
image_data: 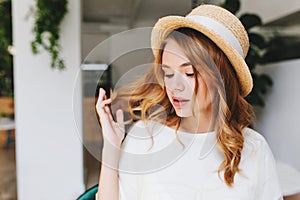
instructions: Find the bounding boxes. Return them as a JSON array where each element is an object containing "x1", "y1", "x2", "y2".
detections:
[{"x1": 161, "y1": 38, "x2": 213, "y2": 118}]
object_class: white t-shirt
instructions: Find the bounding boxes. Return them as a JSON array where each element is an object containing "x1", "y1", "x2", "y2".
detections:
[{"x1": 99, "y1": 120, "x2": 283, "y2": 200}]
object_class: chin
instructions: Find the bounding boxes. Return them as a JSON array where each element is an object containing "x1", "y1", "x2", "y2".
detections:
[{"x1": 174, "y1": 108, "x2": 193, "y2": 118}]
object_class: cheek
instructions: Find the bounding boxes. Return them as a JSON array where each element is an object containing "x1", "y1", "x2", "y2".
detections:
[
  {"x1": 194, "y1": 78, "x2": 208, "y2": 102},
  {"x1": 196, "y1": 82, "x2": 214, "y2": 107},
  {"x1": 189, "y1": 79, "x2": 196, "y2": 93},
  {"x1": 163, "y1": 78, "x2": 171, "y2": 90},
  {"x1": 165, "y1": 87, "x2": 171, "y2": 99}
]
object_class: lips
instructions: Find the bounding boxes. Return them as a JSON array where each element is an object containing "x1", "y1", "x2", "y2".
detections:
[{"x1": 172, "y1": 96, "x2": 190, "y2": 107}]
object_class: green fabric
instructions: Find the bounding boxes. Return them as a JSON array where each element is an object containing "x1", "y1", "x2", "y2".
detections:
[{"x1": 77, "y1": 184, "x2": 98, "y2": 200}]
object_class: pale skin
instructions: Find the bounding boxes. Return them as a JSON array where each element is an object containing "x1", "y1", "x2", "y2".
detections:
[
  {"x1": 96, "y1": 38, "x2": 213, "y2": 199},
  {"x1": 162, "y1": 38, "x2": 214, "y2": 133},
  {"x1": 96, "y1": 88, "x2": 124, "y2": 200}
]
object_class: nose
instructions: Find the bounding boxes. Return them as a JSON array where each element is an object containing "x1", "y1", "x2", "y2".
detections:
[{"x1": 168, "y1": 72, "x2": 185, "y2": 92}]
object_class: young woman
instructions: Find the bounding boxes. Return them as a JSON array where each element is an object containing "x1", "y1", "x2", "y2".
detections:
[{"x1": 96, "y1": 4, "x2": 283, "y2": 200}]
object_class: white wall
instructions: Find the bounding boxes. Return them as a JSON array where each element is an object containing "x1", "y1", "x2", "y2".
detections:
[
  {"x1": 256, "y1": 59, "x2": 300, "y2": 170},
  {"x1": 12, "y1": 0, "x2": 85, "y2": 199},
  {"x1": 238, "y1": 0, "x2": 300, "y2": 170},
  {"x1": 239, "y1": 0, "x2": 300, "y2": 23}
]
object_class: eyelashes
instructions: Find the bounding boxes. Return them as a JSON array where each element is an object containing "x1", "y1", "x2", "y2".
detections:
[
  {"x1": 164, "y1": 74, "x2": 174, "y2": 78},
  {"x1": 186, "y1": 73, "x2": 195, "y2": 77},
  {"x1": 164, "y1": 73, "x2": 195, "y2": 78}
]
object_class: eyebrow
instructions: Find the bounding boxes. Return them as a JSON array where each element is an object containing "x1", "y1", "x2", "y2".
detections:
[{"x1": 161, "y1": 62, "x2": 192, "y2": 69}]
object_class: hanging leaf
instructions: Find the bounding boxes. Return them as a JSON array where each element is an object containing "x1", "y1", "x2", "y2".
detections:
[
  {"x1": 249, "y1": 32, "x2": 267, "y2": 49},
  {"x1": 221, "y1": 0, "x2": 240, "y2": 14},
  {"x1": 239, "y1": 14, "x2": 262, "y2": 30},
  {"x1": 31, "y1": 0, "x2": 68, "y2": 70},
  {"x1": 245, "y1": 46, "x2": 260, "y2": 70},
  {"x1": 257, "y1": 74, "x2": 273, "y2": 94},
  {"x1": 0, "y1": 0, "x2": 13, "y2": 97},
  {"x1": 246, "y1": 91, "x2": 265, "y2": 107}
]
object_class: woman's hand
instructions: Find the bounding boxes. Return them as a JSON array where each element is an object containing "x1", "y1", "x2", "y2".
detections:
[
  {"x1": 96, "y1": 88, "x2": 123, "y2": 200},
  {"x1": 96, "y1": 88, "x2": 125, "y2": 149}
]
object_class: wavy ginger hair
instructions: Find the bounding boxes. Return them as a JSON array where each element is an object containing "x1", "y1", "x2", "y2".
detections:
[{"x1": 112, "y1": 28, "x2": 254, "y2": 187}]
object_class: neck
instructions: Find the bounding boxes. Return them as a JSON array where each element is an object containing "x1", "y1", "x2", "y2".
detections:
[{"x1": 179, "y1": 109, "x2": 214, "y2": 133}]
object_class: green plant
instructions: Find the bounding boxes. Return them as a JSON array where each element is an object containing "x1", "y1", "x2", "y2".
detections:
[
  {"x1": 221, "y1": 0, "x2": 273, "y2": 107},
  {"x1": 0, "y1": 112, "x2": 8, "y2": 118},
  {"x1": 0, "y1": 112, "x2": 14, "y2": 119},
  {"x1": 31, "y1": 0, "x2": 68, "y2": 70},
  {"x1": 0, "y1": 0, "x2": 13, "y2": 97}
]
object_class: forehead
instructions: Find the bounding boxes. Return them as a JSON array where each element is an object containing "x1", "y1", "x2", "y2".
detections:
[{"x1": 162, "y1": 39, "x2": 191, "y2": 68}]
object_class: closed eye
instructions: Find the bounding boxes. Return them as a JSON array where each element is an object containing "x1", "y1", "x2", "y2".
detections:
[
  {"x1": 186, "y1": 73, "x2": 194, "y2": 77},
  {"x1": 164, "y1": 74, "x2": 174, "y2": 78}
]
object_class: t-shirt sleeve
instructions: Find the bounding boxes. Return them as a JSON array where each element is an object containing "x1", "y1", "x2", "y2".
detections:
[{"x1": 255, "y1": 137, "x2": 283, "y2": 200}]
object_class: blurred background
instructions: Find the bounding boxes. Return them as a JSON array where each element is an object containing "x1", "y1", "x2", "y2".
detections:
[{"x1": 0, "y1": 0, "x2": 300, "y2": 199}]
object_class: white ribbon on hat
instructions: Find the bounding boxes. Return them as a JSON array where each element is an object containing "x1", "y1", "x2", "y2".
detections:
[{"x1": 186, "y1": 15, "x2": 244, "y2": 57}]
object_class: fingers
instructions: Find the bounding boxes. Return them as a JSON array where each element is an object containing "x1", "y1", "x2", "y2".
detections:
[
  {"x1": 116, "y1": 109, "x2": 125, "y2": 132},
  {"x1": 96, "y1": 89, "x2": 107, "y2": 112},
  {"x1": 99, "y1": 88, "x2": 107, "y2": 102},
  {"x1": 96, "y1": 89, "x2": 111, "y2": 117},
  {"x1": 96, "y1": 89, "x2": 125, "y2": 146},
  {"x1": 96, "y1": 88, "x2": 105, "y2": 108},
  {"x1": 104, "y1": 104, "x2": 114, "y2": 122},
  {"x1": 116, "y1": 109, "x2": 124, "y2": 124},
  {"x1": 97, "y1": 88, "x2": 118, "y2": 123}
]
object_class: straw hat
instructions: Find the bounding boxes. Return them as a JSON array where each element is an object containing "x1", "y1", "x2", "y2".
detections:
[{"x1": 151, "y1": 4, "x2": 253, "y2": 97}]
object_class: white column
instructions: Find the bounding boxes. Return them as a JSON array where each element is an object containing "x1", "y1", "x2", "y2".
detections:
[{"x1": 12, "y1": 0, "x2": 85, "y2": 199}]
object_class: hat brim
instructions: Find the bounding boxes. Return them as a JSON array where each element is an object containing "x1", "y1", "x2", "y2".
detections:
[{"x1": 151, "y1": 16, "x2": 253, "y2": 97}]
